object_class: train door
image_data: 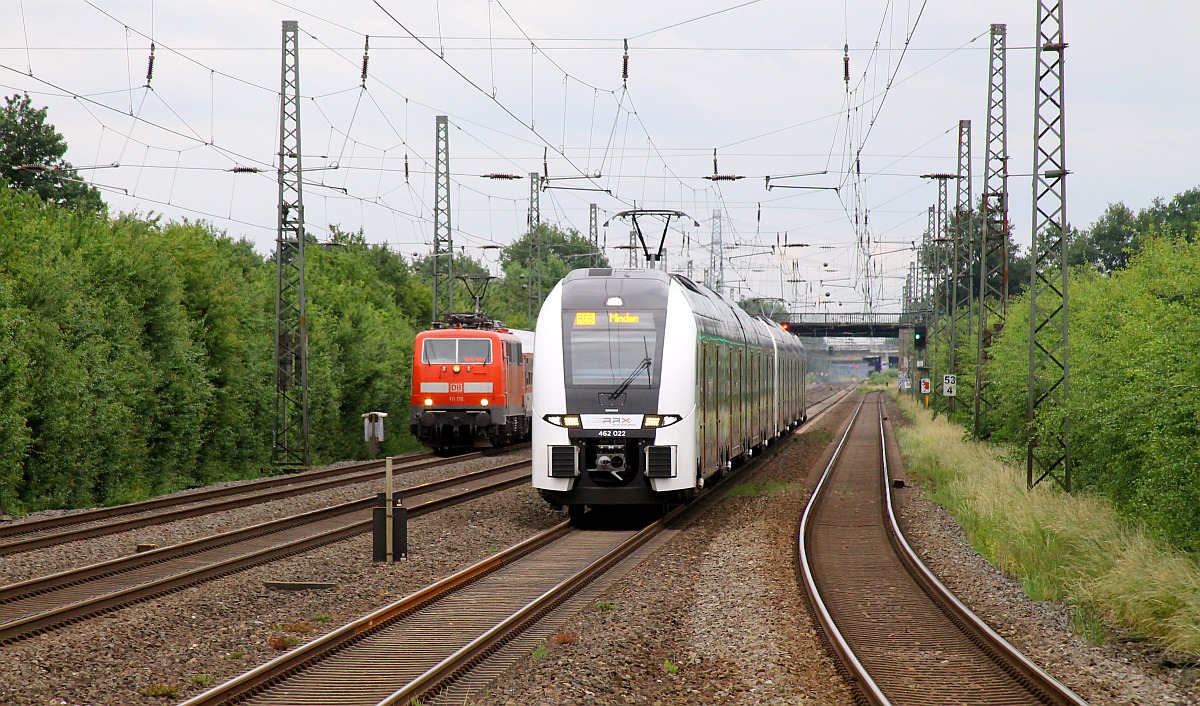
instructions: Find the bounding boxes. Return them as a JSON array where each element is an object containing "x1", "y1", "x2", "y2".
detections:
[
  {"x1": 496, "y1": 340, "x2": 506, "y2": 419},
  {"x1": 753, "y1": 350, "x2": 763, "y2": 444},
  {"x1": 698, "y1": 341, "x2": 709, "y2": 476},
  {"x1": 731, "y1": 347, "x2": 742, "y2": 457},
  {"x1": 755, "y1": 350, "x2": 762, "y2": 443},
  {"x1": 761, "y1": 350, "x2": 769, "y2": 440},
  {"x1": 721, "y1": 343, "x2": 731, "y2": 465},
  {"x1": 712, "y1": 343, "x2": 720, "y2": 468},
  {"x1": 738, "y1": 347, "x2": 748, "y2": 454},
  {"x1": 511, "y1": 340, "x2": 527, "y2": 427},
  {"x1": 704, "y1": 340, "x2": 720, "y2": 476}
]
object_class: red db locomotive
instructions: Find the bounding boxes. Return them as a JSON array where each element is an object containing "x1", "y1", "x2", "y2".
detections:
[{"x1": 409, "y1": 312, "x2": 534, "y2": 451}]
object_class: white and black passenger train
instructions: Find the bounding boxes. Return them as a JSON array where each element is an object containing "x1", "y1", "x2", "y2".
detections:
[{"x1": 532, "y1": 267, "x2": 806, "y2": 513}]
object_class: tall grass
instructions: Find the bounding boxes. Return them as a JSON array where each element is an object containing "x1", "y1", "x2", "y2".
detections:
[{"x1": 894, "y1": 394, "x2": 1200, "y2": 654}]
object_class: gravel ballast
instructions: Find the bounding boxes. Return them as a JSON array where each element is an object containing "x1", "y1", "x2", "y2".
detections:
[
  {"x1": 1, "y1": 396, "x2": 1196, "y2": 705},
  {"x1": 0, "y1": 452, "x2": 563, "y2": 706},
  {"x1": 466, "y1": 394, "x2": 1199, "y2": 706}
]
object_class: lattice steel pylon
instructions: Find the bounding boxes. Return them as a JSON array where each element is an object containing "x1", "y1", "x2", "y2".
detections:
[
  {"x1": 923, "y1": 206, "x2": 935, "y2": 314},
  {"x1": 926, "y1": 173, "x2": 955, "y2": 411},
  {"x1": 955, "y1": 120, "x2": 973, "y2": 348},
  {"x1": 904, "y1": 264, "x2": 917, "y2": 398},
  {"x1": 589, "y1": 203, "x2": 599, "y2": 265},
  {"x1": 272, "y1": 20, "x2": 310, "y2": 467},
  {"x1": 432, "y1": 115, "x2": 453, "y2": 323},
  {"x1": 974, "y1": 23, "x2": 1010, "y2": 440},
  {"x1": 1028, "y1": 1, "x2": 1070, "y2": 491},
  {"x1": 528, "y1": 172, "x2": 541, "y2": 302},
  {"x1": 904, "y1": 266, "x2": 914, "y2": 316},
  {"x1": 709, "y1": 210, "x2": 724, "y2": 295}
]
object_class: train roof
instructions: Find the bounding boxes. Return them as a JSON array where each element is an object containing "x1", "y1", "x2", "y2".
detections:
[
  {"x1": 416, "y1": 326, "x2": 532, "y2": 341},
  {"x1": 556, "y1": 267, "x2": 801, "y2": 349},
  {"x1": 431, "y1": 311, "x2": 508, "y2": 330}
]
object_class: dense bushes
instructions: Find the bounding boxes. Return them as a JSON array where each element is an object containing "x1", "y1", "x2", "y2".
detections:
[
  {"x1": 0, "y1": 188, "x2": 426, "y2": 514},
  {"x1": 931, "y1": 233, "x2": 1200, "y2": 553},
  {"x1": 302, "y1": 242, "x2": 421, "y2": 462}
]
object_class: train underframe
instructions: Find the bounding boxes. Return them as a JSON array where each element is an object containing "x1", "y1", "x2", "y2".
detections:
[
  {"x1": 536, "y1": 435, "x2": 700, "y2": 512},
  {"x1": 411, "y1": 408, "x2": 530, "y2": 450}
]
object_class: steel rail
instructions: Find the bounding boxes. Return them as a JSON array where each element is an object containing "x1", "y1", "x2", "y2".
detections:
[
  {"x1": 796, "y1": 395, "x2": 886, "y2": 703},
  {"x1": 381, "y1": 499, "x2": 688, "y2": 704},
  {"x1": 182, "y1": 387, "x2": 832, "y2": 705},
  {"x1": 878, "y1": 399, "x2": 1088, "y2": 705},
  {"x1": 0, "y1": 462, "x2": 529, "y2": 644},
  {"x1": 798, "y1": 393, "x2": 1088, "y2": 705},
  {"x1": 381, "y1": 391, "x2": 843, "y2": 706},
  {"x1": 0, "y1": 451, "x2": 495, "y2": 556},
  {"x1": 177, "y1": 522, "x2": 576, "y2": 706},
  {"x1": 0, "y1": 452, "x2": 435, "y2": 540}
]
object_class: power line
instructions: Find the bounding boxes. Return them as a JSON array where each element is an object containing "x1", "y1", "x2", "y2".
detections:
[{"x1": 628, "y1": 0, "x2": 772, "y2": 40}]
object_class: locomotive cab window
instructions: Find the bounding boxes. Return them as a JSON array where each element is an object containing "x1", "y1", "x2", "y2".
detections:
[
  {"x1": 459, "y1": 339, "x2": 490, "y2": 363},
  {"x1": 564, "y1": 310, "x2": 662, "y2": 388},
  {"x1": 421, "y1": 338, "x2": 493, "y2": 365}
]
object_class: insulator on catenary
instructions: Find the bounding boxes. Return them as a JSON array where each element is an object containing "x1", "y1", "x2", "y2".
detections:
[
  {"x1": 843, "y1": 43, "x2": 849, "y2": 84},
  {"x1": 622, "y1": 38, "x2": 629, "y2": 86},
  {"x1": 361, "y1": 36, "x2": 370, "y2": 86},
  {"x1": 404, "y1": 153, "x2": 409, "y2": 182},
  {"x1": 145, "y1": 42, "x2": 156, "y2": 87}
]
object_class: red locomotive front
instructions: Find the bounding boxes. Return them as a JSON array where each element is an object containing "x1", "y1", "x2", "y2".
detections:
[{"x1": 409, "y1": 316, "x2": 533, "y2": 451}]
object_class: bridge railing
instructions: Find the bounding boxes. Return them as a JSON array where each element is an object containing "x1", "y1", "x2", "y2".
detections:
[{"x1": 768, "y1": 312, "x2": 927, "y2": 327}]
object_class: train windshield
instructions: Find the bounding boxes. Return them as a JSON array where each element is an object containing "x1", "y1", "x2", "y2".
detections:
[
  {"x1": 564, "y1": 310, "x2": 661, "y2": 387},
  {"x1": 421, "y1": 338, "x2": 493, "y2": 364}
]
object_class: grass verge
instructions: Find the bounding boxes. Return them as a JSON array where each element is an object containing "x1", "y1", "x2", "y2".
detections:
[{"x1": 893, "y1": 393, "x2": 1200, "y2": 655}]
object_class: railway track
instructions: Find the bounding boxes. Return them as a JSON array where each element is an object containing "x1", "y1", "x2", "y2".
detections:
[
  {"x1": 0, "y1": 449, "x2": 520, "y2": 557},
  {"x1": 175, "y1": 389, "x2": 856, "y2": 706},
  {"x1": 798, "y1": 392, "x2": 1088, "y2": 705},
  {"x1": 178, "y1": 521, "x2": 646, "y2": 706},
  {"x1": 0, "y1": 460, "x2": 529, "y2": 645}
]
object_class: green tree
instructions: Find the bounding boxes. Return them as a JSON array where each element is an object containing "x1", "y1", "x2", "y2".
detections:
[
  {"x1": 0, "y1": 93, "x2": 104, "y2": 213},
  {"x1": 154, "y1": 218, "x2": 274, "y2": 485},
  {"x1": 408, "y1": 251, "x2": 491, "y2": 323},
  {"x1": 979, "y1": 233, "x2": 1200, "y2": 551},
  {"x1": 493, "y1": 223, "x2": 607, "y2": 328},
  {"x1": 0, "y1": 279, "x2": 31, "y2": 515},
  {"x1": 1138, "y1": 187, "x2": 1200, "y2": 240},
  {"x1": 304, "y1": 242, "x2": 420, "y2": 460},
  {"x1": 1072, "y1": 202, "x2": 1138, "y2": 273}
]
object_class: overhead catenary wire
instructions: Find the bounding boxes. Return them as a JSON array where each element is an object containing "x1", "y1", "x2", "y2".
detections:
[{"x1": 9, "y1": 1, "x2": 979, "y2": 310}]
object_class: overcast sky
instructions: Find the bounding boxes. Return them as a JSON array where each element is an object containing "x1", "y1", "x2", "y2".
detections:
[{"x1": 3, "y1": 1, "x2": 1196, "y2": 313}]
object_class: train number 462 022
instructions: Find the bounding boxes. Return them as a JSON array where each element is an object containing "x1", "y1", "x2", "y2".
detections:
[{"x1": 596, "y1": 430, "x2": 627, "y2": 437}]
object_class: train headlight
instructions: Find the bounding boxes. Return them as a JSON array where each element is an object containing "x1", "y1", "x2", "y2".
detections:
[
  {"x1": 423, "y1": 398, "x2": 434, "y2": 406},
  {"x1": 643, "y1": 414, "x2": 682, "y2": 428},
  {"x1": 543, "y1": 414, "x2": 581, "y2": 428},
  {"x1": 452, "y1": 365, "x2": 461, "y2": 373},
  {"x1": 480, "y1": 398, "x2": 489, "y2": 406}
]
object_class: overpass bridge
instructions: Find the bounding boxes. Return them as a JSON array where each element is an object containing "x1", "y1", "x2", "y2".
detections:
[
  {"x1": 769, "y1": 312, "x2": 923, "y2": 338},
  {"x1": 765, "y1": 312, "x2": 924, "y2": 381}
]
